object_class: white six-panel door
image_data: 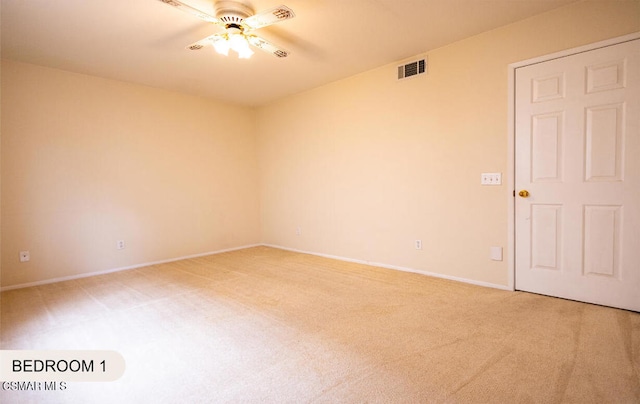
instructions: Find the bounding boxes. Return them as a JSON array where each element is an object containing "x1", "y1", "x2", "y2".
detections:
[{"x1": 515, "y1": 39, "x2": 640, "y2": 312}]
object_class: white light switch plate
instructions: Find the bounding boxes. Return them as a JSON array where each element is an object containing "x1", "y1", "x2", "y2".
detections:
[{"x1": 481, "y1": 173, "x2": 502, "y2": 185}]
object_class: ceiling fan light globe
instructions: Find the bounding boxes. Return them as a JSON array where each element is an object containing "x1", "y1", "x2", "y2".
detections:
[
  {"x1": 212, "y1": 39, "x2": 230, "y2": 56},
  {"x1": 228, "y1": 34, "x2": 253, "y2": 58},
  {"x1": 228, "y1": 34, "x2": 246, "y2": 49}
]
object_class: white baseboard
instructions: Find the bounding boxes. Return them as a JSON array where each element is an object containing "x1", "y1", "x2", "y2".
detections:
[
  {"x1": 262, "y1": 244, "x2": 512, "y2": 291},
  {"x1": 1, "y1": 243, "x2": 511, "y2": 292},
  {"x1": 0, "y1": 244, "x2": 262, "y2": 292}
]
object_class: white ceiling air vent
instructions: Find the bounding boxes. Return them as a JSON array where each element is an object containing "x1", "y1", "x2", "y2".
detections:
[{"x1": 398, "y1": 57, "x2": 427, "y2": 80}]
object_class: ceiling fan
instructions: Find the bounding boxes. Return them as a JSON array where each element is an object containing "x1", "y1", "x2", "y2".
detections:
[{"x1": 158, "y1": 0, "x2": 296, "y2": 59}]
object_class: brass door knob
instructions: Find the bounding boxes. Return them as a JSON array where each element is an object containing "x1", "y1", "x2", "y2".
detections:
[{"x1": 518, "y1": 190, "x2": 530, "y2": 198}]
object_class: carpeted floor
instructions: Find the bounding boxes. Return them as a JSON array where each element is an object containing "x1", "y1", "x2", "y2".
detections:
[{"x1": 1, "y1": 246, "x2": 639, "y2": 403}]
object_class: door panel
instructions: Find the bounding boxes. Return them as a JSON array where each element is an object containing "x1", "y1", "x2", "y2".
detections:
[
  {"x1": 515, "y1": 39, "x2": 640, "y2": 312},
  {"x1": 583, "y1": 205, "x2": 621, "y2": 277},
  {"x1": 531, "y1": 111, "x2": 564, "y2": 182},
  {"x1": 530, "y1": 204, "x2": 562, "y2": 271},
  {"x1": 585, "y1": 103, "x2": 624, "y2": 181}
]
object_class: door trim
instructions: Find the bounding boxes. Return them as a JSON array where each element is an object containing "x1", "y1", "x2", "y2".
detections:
[{"x1": 507, "y1": 32, "x2": 640, "y2": 291}]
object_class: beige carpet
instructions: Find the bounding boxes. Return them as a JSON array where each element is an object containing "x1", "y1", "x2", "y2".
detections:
[{"x1": 1, "y1": 246, "x2": 639, "y2": 403}]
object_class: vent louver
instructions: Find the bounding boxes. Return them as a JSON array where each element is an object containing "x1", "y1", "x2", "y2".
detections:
[
  {"x1": 397, "y1": 58, "x2": 427, "y2": 80},
  {"x1": 219, "y1": 15, "x2": 245, "y2": 24}
]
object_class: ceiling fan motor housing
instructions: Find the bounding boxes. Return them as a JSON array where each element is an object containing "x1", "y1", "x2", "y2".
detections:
[{"x1": 215, "y1": 1, "x2": 253, "y2": 25}]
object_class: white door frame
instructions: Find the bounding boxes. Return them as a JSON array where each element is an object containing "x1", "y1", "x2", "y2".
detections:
[{"x1": 507, "y1": 32, "x2": 640, "y2": 291}]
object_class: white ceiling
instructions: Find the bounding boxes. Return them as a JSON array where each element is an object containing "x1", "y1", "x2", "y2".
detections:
[{"x1": 2, "y1": 0, "x2": 579, "y2": 106}]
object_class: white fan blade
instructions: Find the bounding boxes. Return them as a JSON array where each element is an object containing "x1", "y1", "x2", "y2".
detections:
[
  {"x1": 186, "y1": 34, "x2": 224, "y2": 51},
  {"x1": 158, "y1": 0, "x2": 219, "y2": 24},
  {"x1": 243, "y1": 5, "x2": 295, "y2": 30},
  {"x1": 247, "y1": 35, "x2": 290, "y2": 58}
]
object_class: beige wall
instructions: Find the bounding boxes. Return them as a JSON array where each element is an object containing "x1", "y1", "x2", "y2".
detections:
[
  {"x1": 2, "y1": 1, "x2": 638, "y2": 290},
  {"x1": 257, "y1": 0, "x2": 640, "y2": 287},
  {"x1": 1, "y1": 60, "x2": 260, "y2": 287}
]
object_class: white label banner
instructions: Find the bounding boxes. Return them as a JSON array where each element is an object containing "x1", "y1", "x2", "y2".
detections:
[{"x1": 0, "y1": 350, "x2": 125, "y2": 382}]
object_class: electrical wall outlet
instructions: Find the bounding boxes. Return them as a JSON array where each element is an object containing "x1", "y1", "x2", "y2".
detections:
[
  {"x1": 490, "y1": 246, "x2": 503, "y2": 261},
  {"x1": 296, "y1": 227, "x2": 301, "y2": 236},
  {"x1": 481, "y1": 173, "x2": 502, "y2": 185},
  {"x1": 116, "y1": 240, "x2": 125, "y2": 250},
  {"x1": 19, "y1": 251, "x2": 30, "y2": 262},
  {"x1": 415, "y1": 240, "x2": 422, "y2": 250}
]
